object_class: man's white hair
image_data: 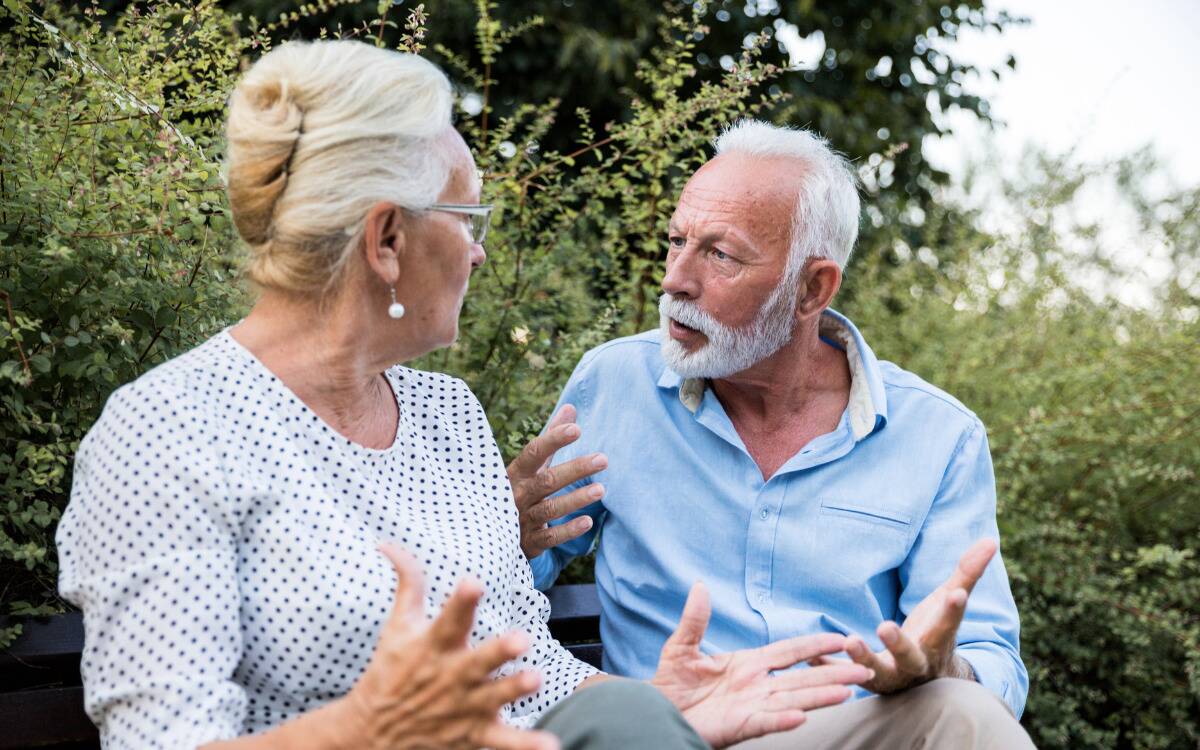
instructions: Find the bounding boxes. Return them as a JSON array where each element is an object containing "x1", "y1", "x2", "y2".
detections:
[{"x1": 713, "y1": 119, "x2": 861, "y2": 270}]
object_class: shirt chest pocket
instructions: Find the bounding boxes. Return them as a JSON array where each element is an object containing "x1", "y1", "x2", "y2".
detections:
[
  {"x1": 818, "y1": 499, "x2": 913, "y2": 533},
  {"x1": 814, "y1": 498, "x2": 915, "y2": 569}
]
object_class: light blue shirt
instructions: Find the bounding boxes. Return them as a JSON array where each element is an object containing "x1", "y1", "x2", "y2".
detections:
[{"x1": 530, "y1": 309, "x2": 1027, "y2": 717}]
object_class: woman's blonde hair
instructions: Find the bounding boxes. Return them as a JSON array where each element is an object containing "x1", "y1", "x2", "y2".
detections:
[{"x1": 224, "y1": 40, "x2": 453, "y2": 294}]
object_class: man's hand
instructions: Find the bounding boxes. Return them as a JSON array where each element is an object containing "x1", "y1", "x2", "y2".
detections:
[
  {"x1": 817, "y1": 538, "x2": 997, "y2": 694},
  {"x1": 507, "y1": 405, "x2": 608, "y2": 560},
  {"x1": 651, "y1": 583, "x2": 873, "y2": 749}
]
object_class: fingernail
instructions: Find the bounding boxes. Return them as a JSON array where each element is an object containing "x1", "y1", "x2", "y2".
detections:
[
  {"x1": 579, "y1": 516, "x2": 593, "y2": 529},
  {"x1": 866, "y1": 669, "x2": 876, "y2": 680},
  {"x1": 563, "y1": 425, "x2": 581, "y2": 438},
  {"x1": 591, "y1": 454, "x2": 608, "y2": 469},
  {"x1": 588, "y1": 483, "x2": 605, "y2": 499}
]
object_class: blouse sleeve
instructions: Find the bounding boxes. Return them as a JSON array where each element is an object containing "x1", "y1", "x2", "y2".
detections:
[
  {"x1": 448, "y1": 377, "x2": 599, "y2": 728},
  {"x1": 502, "y1": 538, "x2": 600, "y2": 727},
  {"x1": 56, "y1": 371, "x2": 247, "y2": 749}
]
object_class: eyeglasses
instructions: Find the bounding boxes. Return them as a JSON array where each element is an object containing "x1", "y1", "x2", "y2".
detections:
[{"x1": 427, "y1": 203, "x2": 494, "y2": 245}]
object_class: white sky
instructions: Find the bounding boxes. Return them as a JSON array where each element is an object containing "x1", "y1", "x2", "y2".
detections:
[
  {"x1": 919, "y1": 0, "x2": 1200, "y2": 306},
  {"x1": 926, "y1": 0, "x2": 1200, "y2": 186}
]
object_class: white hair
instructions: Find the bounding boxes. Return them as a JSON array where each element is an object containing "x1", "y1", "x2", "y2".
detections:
[
  {"x1": 713, "y1": 119, "x2": 861, "y2": 270},
  {"x1": 224, "y1": 40, "x2": 454, "y2": 294}
]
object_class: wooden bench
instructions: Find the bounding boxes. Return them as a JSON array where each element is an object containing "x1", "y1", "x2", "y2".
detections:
[{"x1": 0, "y1": 584, "x2": 602, "y2": 750}]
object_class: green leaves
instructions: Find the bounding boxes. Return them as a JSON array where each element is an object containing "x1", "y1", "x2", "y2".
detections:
[{"x1": 1, "y1": 0, "x2": 247, "y2": 619}]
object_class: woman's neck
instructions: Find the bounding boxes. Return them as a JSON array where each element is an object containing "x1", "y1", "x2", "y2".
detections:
[{"x1": 230, "y1": 288, "x2": 400, "y2": 449}]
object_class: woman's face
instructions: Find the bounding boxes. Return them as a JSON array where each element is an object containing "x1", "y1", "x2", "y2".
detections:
[{"x1": 394, "y1": 128, "x2": 487, "y2": 353}]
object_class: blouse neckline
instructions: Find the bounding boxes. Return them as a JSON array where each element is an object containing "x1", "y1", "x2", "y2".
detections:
[{"x1": 218, "y1": 327, "x2": 406, "y2": 457}]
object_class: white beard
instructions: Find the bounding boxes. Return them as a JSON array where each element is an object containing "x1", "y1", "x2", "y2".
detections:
[{"x1": 658, "y1": 268, "x2": 801, "y2": 380}]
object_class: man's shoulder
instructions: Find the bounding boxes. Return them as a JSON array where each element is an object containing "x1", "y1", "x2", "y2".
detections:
[
  {"x1": 877, "y1": 360, "x2": 983, "y2": 431},
  {"x1": 576, "y1": 329, "x2": 665, "y2": 377}
]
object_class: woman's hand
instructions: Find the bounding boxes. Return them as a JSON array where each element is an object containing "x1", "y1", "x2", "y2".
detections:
[
  {"x1": 650, "y1": 583, "x2": 873, "y2": 749},
  {"x1": 340, "y1": 545, "x2": 559, "y2": 750}
]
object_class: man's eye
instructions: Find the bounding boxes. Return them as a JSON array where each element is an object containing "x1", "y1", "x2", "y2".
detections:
[
  {"x1": 669, "y1": 236, "x2": 686, "y2": 248},
  {"x1": 712, "y1": 249, "x2": 729, "y2": 261}
]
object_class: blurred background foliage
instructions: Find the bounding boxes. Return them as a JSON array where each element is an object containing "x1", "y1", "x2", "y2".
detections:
[{"x1": 0, "y1": 0, "x2": 1196, "y2": 747}]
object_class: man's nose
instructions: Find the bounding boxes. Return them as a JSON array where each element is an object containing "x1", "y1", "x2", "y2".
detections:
[
  {"x1": 470, "y1": 242, "x2": 486, "y2": 270},
  {"x1": 662, "y1": 248, "x2": 701, "y2": 299}
]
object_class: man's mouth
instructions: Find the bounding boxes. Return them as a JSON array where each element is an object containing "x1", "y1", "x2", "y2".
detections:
[{"x1": 668, "y1": 318, "x2": 705, "y2": 343}]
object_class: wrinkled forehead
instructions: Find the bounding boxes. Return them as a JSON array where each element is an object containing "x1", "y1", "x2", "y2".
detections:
[{"x1": 673, "y1": 154, "x2": 803, "y2": 248}]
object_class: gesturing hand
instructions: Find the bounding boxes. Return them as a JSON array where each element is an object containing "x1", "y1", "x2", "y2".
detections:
[
  {"x1": 507, "y1": 405, "x2": 607, "y2": 560},
  {"x1": 341, "y1": 545, "x2": 558, "y2": 750},
  {"x1": 650, "y1": 583, "x2": 873, "y2": 749},
  {"x1": 816, "y1": 538, "x2": 997, "y2": 694}
]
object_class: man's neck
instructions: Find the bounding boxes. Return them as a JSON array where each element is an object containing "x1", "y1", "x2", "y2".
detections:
[{"x1": 710, "y1": 318, "x2": 850, "y2": 429}]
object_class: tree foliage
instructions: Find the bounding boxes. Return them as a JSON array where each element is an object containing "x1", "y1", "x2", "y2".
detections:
[{"x1": 0, "y1": 1, "x2": 1196, "y2": 747}]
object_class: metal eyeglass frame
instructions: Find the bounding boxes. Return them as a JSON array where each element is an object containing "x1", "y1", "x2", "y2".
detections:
[{"x1": 427, "y1": 203, "x2": 494, "y2": 245}]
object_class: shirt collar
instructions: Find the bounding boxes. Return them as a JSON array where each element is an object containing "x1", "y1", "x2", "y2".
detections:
[{"x1": 655, "y1": 308, "x2": 888, "y2": 440}]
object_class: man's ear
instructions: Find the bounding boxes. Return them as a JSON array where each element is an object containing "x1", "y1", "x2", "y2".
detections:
[
  {"x1": 796, "y1": 258, "x2": 843, "y2": 319},
  {"x1": 362, "y1": 202, "x2": 408, "y2": 286}
]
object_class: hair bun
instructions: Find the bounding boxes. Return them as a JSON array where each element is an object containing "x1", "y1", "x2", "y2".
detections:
[{"x1": 225, "y1": 78, "x2": 304, "y2": 246}]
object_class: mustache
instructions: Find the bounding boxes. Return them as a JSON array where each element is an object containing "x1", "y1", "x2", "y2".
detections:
[{"x1": 659, "y1": 294, "x2": 722, "y2": 337}]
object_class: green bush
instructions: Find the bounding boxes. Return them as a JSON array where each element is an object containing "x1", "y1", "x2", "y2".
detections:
[
  {"x1": 0, "y1": 0, "x2": 250, "y2": 626},
  {"x1": 1, "y1": 2, "x2": 1196, "y2": 747}
]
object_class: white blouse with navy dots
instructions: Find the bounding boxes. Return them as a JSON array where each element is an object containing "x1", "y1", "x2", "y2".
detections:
[{"x1": 56, "y1": 329, "x2": 597, "y2": 749}]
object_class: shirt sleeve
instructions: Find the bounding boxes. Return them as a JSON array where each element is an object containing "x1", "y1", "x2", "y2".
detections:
[
  {"x1": 898, "y1": 420, "x2": 1029, "y2": 718},
  {"x1": 503, "y1": 535, "x2": 601, "y2": 728},
  {"x1": 56, "y1": 374, "x2": 247, "y2": 749},
  {"x1": 528, "y1": 352, "x2": 607, "y2": 591}
]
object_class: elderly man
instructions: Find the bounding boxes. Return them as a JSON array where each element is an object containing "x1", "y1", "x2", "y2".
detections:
[{"x1": 507, "y1": 120, "x2": 1034, "y2": 748}]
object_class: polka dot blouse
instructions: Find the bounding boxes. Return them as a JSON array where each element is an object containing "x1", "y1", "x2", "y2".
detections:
[{"x1": 56, "y1": 330, "x2": 598, "y2": 749}]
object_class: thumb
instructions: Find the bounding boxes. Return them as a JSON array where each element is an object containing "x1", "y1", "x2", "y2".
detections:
[
  {"x1": 668, "y1": 581, "x2": 712, "y2": 649},
  {"x1": 379, "y1": 543, "x2": 425, "y2": 634}
]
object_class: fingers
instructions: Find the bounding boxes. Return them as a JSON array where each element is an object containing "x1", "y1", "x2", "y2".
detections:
[
  {"x1": 667, "y1": 581, "x2": 711, "y2": 649},
  {"x1": 734, "y1": 710, "x2": 808, "y2": 743},
  {"x1": 459, "y1": 631, "x2": 532, "y2": 682},
  {"x1": 544, "y1": 404, "x2": 577, "y2": 433},
  {"x1": 476, "y1": 723, "x2": 560, "y2": 750},
  {"x1": 766, "y1": 684, "x2": 854, "y2": 713},
  {"x1": 427, "y1": 578, "x2": 484, "y2": 652},
  {"x1": 527, "y1": 482, "x2": 605, "y2": 526},
  {"x1": 508, "y1": 409, "x2": 582, "y2": 486},
  {"x1": 752, "y1": 632, "x2": 849, "y2": 671},
  {"x1": 379, "y1": 544, "x2": 426, "y2": 634},
  {"x1": 769, "y1": 662, "x2": 874, "y2": 692},
  {"x1": 944, "y1": 538, "x2": 997, "y2": 594},
  {"x1": 530, "y1": 515, "x2": 594, "y2": 552},
  {"x1": 471, "y1": 669, "x2": 542, "y2": 712},
  {"x1": 924, "y1": 587, "x2": 970, "y2": 646},
  {"x1": 844, "y1": 635, "x2": 890, "y2": 674},
  {"x1": 877, "y1": 622, "x2": 928, "y2": 676},
  {"x1": 533, "y1": 454, "x2": 607, "y2": 501}
]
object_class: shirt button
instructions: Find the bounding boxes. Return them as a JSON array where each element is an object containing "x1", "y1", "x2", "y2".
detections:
[
  {"x1": 759, "y1": 507, "x2": 769, "y2": 520},
  {"x1": 758, "y1": 592, "x2": 768, "y2": 603}
]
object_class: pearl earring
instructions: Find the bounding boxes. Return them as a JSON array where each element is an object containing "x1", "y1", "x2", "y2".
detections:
[{"x1": 388, "y1": 287, "x2": 406, "y2": 319}]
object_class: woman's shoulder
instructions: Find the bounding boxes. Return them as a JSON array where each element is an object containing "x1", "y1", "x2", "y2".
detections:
[
  {"x1": 85, "y1": 331, "x2": 237, "y2": 448},
  {"x1": 390, "y1": 365, "x2": 480, "y2": 406}
]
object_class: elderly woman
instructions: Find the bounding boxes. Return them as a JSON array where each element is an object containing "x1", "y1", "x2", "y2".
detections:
[{"x1": 55, "y1": 40, "x2": 870, "y2": 750}]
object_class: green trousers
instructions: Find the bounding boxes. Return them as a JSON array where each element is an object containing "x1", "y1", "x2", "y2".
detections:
[{"x1": 535, "y1": 679, "x2": 710, "y2": 750}]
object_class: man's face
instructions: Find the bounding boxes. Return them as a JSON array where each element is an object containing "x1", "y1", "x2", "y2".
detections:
[{"x1": 659, "y1": 153, "x2": 805, "y2": 379}]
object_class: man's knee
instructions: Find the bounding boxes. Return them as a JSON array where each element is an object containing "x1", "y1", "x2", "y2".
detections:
[
  {"x1": 906, "y1": 678, "x2": 1033, "y2": 749},
  {"x1": 538, "y1": 679, "x2": 707, "y2": 749}
]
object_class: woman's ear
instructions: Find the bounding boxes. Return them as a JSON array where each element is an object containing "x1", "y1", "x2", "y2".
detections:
[
  {"x1": 362, "y1": 202, "x2": 408, "y2": 286},
  {"x1": 796, "y1": 258, "x2": 843, "y2": 319}
]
